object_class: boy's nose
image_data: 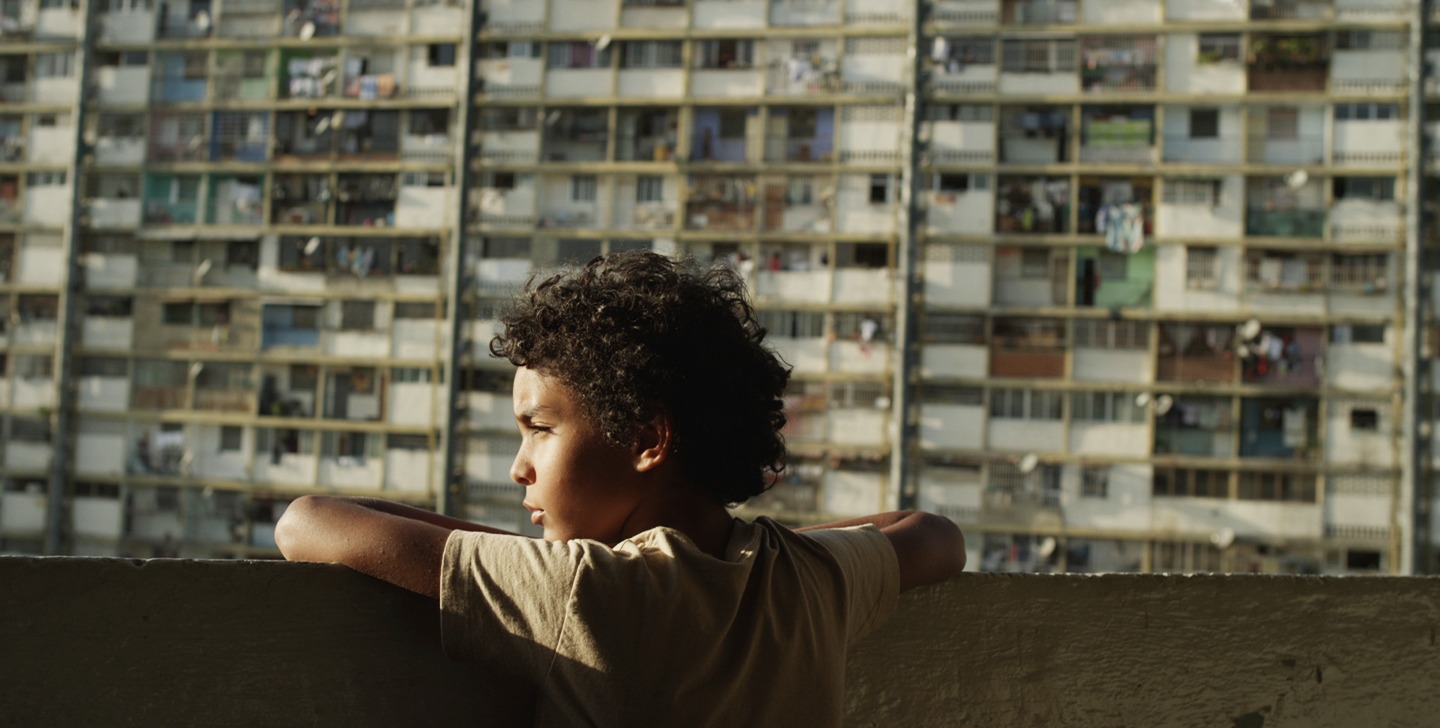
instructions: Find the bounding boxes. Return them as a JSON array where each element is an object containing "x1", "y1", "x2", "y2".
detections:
[{"x1": 509, "y1": 451, "x2": 534, "y2": 486}]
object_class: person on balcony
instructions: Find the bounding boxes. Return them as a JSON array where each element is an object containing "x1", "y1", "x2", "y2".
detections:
[{"x1": 275, "y1": 250, "x2": 965, "y2": 726}]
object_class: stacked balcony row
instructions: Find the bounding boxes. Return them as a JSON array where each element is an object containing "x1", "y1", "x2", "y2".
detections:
[{"x1": 926, "y1": 28, "x2": 1409, "y2": 97}]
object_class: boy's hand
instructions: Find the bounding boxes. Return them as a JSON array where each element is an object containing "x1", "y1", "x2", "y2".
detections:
[{"x1": 275, "y1": 495, "x2": 518, "y2": 599}]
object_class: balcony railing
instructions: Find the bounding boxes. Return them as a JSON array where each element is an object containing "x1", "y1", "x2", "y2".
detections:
[
  {"x1": 1246, "y1": 133, "x2": 1325, "y2": 166},
  {"x1": 1081, "y1": 64, "x2": 1157, "y2": 93},
  {"x1": 1246, "y1": 209, "x2": 1326, "y2": 238},
  {"x1": 7, "y1": 558, "x2": 1433, "y2": 726},
  {"x1": 764, "y1": 134, "x2": 835, "y2": 163}
]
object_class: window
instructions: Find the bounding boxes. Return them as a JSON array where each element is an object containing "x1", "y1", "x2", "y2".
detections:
[
  {"x1": 1072, "y1": 319, "x2": 1149, "y2": 349},
  {"x1": 1072, "y1": 391, "x2": 1144, "y2": 423},
  {"x1": 227, "y1": 240, "x2": 259, "y2": 269},
  {"x1": 391, "y1": 367, "x2": 433, "y2": 384},
  {"x1": 1186, "y1": 246, "x2": 1219, "y2": 290},
  {"x1": 340, "y1": 301, "x2": 375, "y2": 331},
  {"x1": 868, "y1": 174, "x2": 891, "y2": 205},
  {"x1": 427, "y1": 44, "x2": 457, "y2": 67},
  {"x1": 1331, "y1": 253, "x2": 1388, "y2": 292},
  {"x1": 409, "y1": 108, "x2": 450, "y2": 136},
  {"x1": 1266, "y1": 108, "x2": 1299, "y2": 140},
  {"x1": 920, "y1": 385, "x2": 984, "y2": 406},
  {"x1": 1153, "y1": 467, "x2": 1230, "y2": 498},
  {"x1": 394, "y1": 301, "x2": 439, "y2": 319},
  {"x1": 622, "y1": 41, "x2": 683, "y2": 69},
  {"x1": 26, "y1": 171, "x2": 66, "y2": 186},
  {"x1": 1350, "y1": 408, "x2": 1379, "y2": 431},
  {"x1": 34, "y1": 53, "x2": 75, "y2": 78},
  {"x1": 1097, "y1": 252, "x2": 1127, "y2": 280},
  {"x1": 1336, "y1": 30, "x2": 1403, "y2": 50},
  {"x1": 1236, "y1": 472, "x2": 1318, "y2": 503},
  {"x1": 937, "y1": 173, "x2": 970, "y2": 193},
  {"x1": 219, "y1": 426, "x2": 243, "y2": 452},
  {"x1": 1333, "y1": 177, "x2": 1395, "y2": 201},
  {"x1": 1197, "y1": 34, "x2": 1241, "y2": 64},
  {"x1": 1081, "y1": 466, "x2": 1109, "y2": 498},
  {"x1": 1332, "y1": 324, "x2": 1386, "y2": 345},
  {"x1": 923, "y1": 313, "x2": 986, "y2": 345},
  {"x1": 1334, "y1": 103, "x2": 1398, "y2": 121},
  {"x1": 1189, "y1": 108, "x2": 1219, "y2": 139},
  {"x1": 548, "y1": 42, "x2": 612, "y2": 69},
  {"x1": 718, "y1": 110, "x2": 747, "y2": 139},
  {"x1": 1000, "y1": 39, "x2": 1077, "y2": 74},
  {"x1": 636, "y1": 175, "x2": 663, "y2": 203},
  {"x1": 162, "y1": 302, "x2": 191, "y2": 325},
  {"x1": 1164, "y1": 178, "x2": 1221, "y2": 206},
  {"x1": 694, "y1": 39, "x2": 754, "y2": 69},
  {"x1": 1020, "y1": 249, "x2": 1051, "y2": 279},
  {"x1": 571, "y1": 175, "x2": 597, "y2": 202},
  {"x1": 990, "y1": 388, "x2": 1063, "y2": 420}
]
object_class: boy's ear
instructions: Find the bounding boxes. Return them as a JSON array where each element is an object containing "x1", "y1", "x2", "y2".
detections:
[{"x1": 632, "y1": 408, "x2": 673, "y2": 473}]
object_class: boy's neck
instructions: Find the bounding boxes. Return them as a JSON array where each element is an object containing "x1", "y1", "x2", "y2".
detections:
[{"x1": 619, "y1": 486, "x2": 735, "y2": 559}]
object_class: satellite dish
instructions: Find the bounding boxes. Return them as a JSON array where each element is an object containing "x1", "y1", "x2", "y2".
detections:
[
  {"x1": 1211, "y1": 528, "x2": 1236, "y2": 549},
  {"x1": 1155, "y1": 395, "x2": 1174, "y2": 415},
  {"x1": 314, "y1": 116, "x2": 331, "y2": 135},
  {"x1": 1018, "y1": 453, "x2": 1039, "y2": 474},
  {"x1": 189, "y1": 362, "x2": 204, "y2": 379},
  {"x1": 1284, "y1": 169, "x2": 1308, "y2": 190},
  {"x1": 304, "y1": 236, "x2": 322, "y2": 255},
  {"x1": 1135, "y1": 392, "x2": 1152, "y2": 408},
  {"x1": 320, "y1": 69, "x2": 338, "y2": 87},
  {"x1": 595, "y1": 34, "x2": 611, "y2": 51},
  {"x1": 330, "y1": 111, "x2": 346, "y2": 129},
  {"x1": 299, "y1": 20, "x2": 316, "y2": 40},
  {"x1": 874, "y1": 395, "x2": 891, "y2": 409},
  {"x1": 193, "y1": 10, "x2": 211, "y2": 31},
  {"x1": 544, "y1": 109, "x2": 561, "y2": 126},
  {"x1": 194, "y1": 258, "x2": 212, "y2": 280},
  {"x1": 1037, "y1": 537, "x2": 1057, "y2": 559},
  {"x1": 1239, "y1": 318, "x2": 1262, "y2": 341}
]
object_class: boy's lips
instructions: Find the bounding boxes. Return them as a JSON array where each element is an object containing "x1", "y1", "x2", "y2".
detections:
[{"x1": 524, "y1": 502, "x2": 544, "y2": 525}]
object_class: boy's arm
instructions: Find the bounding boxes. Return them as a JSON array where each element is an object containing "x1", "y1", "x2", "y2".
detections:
[
  {"x1": 798, "y1": 510, "x2": 966, "y2": 592},
  {"x1": 274, "y1": 495, "x2": 520, "y2": 599}
]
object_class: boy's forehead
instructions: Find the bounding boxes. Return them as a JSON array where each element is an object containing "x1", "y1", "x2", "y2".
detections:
[{"x1": 512, "y1": 367, "x2": 572, "y2": 414}]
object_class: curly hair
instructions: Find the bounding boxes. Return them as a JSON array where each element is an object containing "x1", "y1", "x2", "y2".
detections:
[{"x1": 489, "y1": 250, "x2": 791, "y2": 505}]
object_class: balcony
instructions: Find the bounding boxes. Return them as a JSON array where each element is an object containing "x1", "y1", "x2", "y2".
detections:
[
  {"x1": 1080, "y1": 37, "x2": 1159, "y2": 94},
  {"x1": 1250, "y1": 0, "x2": 1331, "y2": 19},
  {"x1": 1002, "y1": 0, "x2": 1077, "y2": 24},
  {"x1": 1247, "y1": 35, "x2": 1330, "y2": 92},
  {"x1": 685, "y1": 176, "x2": 757, "y2": 231},
  {"x1": 1079, "y1": 107, "x2": 1155, "y2": 164},
  {"x1": 998, "y1": 107, "x2": 1068, "y2": 164},
  {"x1": 1154, "y1": 396, "x2": 1235, "y2": 457},
  {"x1": 996, "y1": 176, "x2": 1071, "y2": 234},
  {"x1": 1240, "y1": 397, "x2": 1318, "y2": 459},
  {"x1": 1247, "y1": 132, "x2": 1325, "y2": 166},
  {"x1": 690, "y1": 108, "x2": 751, "y2": 163},
  {"x1": 1157, "y1": 324, "x2": 1237, "y2": 384},
  {"x1": 615, "y1": 108, "x2": 680, "y2": 162},
  {"x1": 1246, "y1": 209, "x2": 1326, "y2": 238},
  {"x1": 541, "y1": 110, "x2": 609, "y2": 163},
  {"x1": 9, "y1": 557, "x2": 1435, "y2": 723},
  {"x1": 1239, "y1": 326, "x2": 1324, "y2": 388}
]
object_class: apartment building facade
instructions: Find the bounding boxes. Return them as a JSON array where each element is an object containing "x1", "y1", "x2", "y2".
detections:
[{"x1": 0, "y1": 0, "x2": 1435, "y2": 575}]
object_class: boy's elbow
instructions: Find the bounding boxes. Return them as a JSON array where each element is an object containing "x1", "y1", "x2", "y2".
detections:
[
  {"x1": 918, "y1": 511, "x2": 966, "y2": 577},
  {"x1": 274, "y1": 495, "x2": 321, "y2": 561}
]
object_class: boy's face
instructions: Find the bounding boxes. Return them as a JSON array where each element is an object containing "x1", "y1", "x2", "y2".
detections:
[{"x1": 510, "y1": 366, "x2": 646, "y2": 542}]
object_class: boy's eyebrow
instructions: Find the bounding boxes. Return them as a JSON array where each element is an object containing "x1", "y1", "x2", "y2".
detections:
[{"x1": 517, "y1": 405, "x2": 553, "y2": 420}]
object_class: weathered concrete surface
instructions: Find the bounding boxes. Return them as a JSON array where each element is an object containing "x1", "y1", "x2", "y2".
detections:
[{"x1": 3, "y1": 559, "x2": 1438, "y2": 728}]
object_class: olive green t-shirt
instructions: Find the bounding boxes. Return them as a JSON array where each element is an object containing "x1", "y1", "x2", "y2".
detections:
[{"x1": 440, "y1": 517, "x2": 899, "y2": 727}]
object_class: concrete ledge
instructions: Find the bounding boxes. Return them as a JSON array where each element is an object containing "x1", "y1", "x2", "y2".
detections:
[{"x1": 4, "y1": 558, "x2": 1439, "y2": 727}]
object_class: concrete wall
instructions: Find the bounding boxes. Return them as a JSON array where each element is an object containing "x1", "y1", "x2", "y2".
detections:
[{"x1": 4, "y1": 558, "x2": 1439, "y2": 727}]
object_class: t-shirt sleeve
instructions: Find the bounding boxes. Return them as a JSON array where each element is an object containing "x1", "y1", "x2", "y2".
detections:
[
  {"x1": 802, "y1": 524, "x2": 901, "y2": 643},
  {"x1": 440, "y1": 530, "x2": 588, "y2": 679}
]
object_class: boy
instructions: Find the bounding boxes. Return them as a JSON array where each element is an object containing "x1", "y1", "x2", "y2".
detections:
[{"x1": 275, "y1": 250, "x2": 965, "y2": 726}]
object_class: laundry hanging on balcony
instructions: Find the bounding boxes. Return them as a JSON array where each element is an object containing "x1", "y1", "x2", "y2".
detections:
[{"x1": 1095, "y1": 203, "x2": 1145, "y2": 254}]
